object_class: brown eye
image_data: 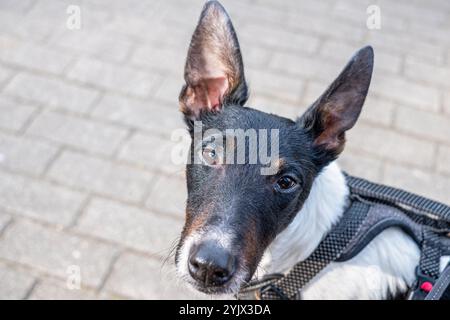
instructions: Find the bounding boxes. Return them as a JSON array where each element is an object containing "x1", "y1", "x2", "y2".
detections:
[{"x1": 276, "y1": 176, "x2": 297, "y2": 191}]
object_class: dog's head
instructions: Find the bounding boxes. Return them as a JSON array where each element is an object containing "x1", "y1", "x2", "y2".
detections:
[{"x1": 175, "y1": 1, "x2": 373, "y2": 295}]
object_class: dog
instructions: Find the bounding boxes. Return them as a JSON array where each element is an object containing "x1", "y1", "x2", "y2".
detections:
[{"x1": 174, "y1": 1, "x2": 448, "y2": 299}]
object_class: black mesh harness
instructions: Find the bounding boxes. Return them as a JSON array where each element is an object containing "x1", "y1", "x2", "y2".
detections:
[{"x1": 237, "y1": 174, "x2": 450, "y2": 300}]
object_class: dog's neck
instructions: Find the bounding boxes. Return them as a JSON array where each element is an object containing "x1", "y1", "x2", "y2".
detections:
[{"x1": 259, "y1": 162, "x2": 349, "y2": 275}]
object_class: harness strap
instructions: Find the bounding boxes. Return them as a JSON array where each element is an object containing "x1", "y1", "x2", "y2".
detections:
[
  {"x1": 425, "y1": 263, "x2": 450, "y2": 300},
  {"x1": 345, "y1": 174, "x2": 450, "y2": 226},
  {"x1": 410, "y1": 229, "x2": 442, "y2": 300}
]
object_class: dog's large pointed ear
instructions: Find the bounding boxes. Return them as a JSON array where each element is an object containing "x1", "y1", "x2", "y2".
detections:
[
  {"x1": 298, "y1": 46, "x2": 374, "y2": 166},
  {"x1": 179, "y1": 1, "x2": 248, "y2": 120}
]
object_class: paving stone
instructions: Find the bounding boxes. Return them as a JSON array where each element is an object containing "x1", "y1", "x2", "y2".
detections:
[
  {"x1": 0, "y1": 64, "x2": 13, "y2": 87},
  {"x1": 359, "y1": 97, "x2": 395, "y2": 127},
  {"x1": 404, "y1": 57, "x2": 450, "y2": 88},
  {"x1": 0, "y1": 0, "x2": 35, "y2": 14},
  {"x1": 0, "y1": 219, "x2": 118, "y2": 288},
  {"x1": 48, "y1": 150, "x2": 153, "y2": 203},
  {"x1": 0, "y1": 11, "x2": 54, "y2": 41},
  {"x1": 394, "y1": 106, "x2": 450, "y2": 143},
  {"x1": 67, "y1": 57, "x2": 161, "y2": 98},
  {"x1": 0, "y1": 263, "x2": 35, "y2": 299},
  {"x1": 104, "y1": 252, "x2": 208, "y2": 299},
  {"x1": 0, "y1": 212, "x2": 12, "y2": 232},
  {"x1": 346, "y1": 124, "x2": 435, "y2": 169},
  {"x1": 49, "y1": 30, "x2": 133, "y2": 63},
  {"x1": 146, "y1": 172, "x2": 186, "y2": 218},
  {"x1": 246, "y1": 68, "x2": 305, "y2": 104},
  {"x1": 370, "y1": 74, "x2": 441, "y2": 112},
  {"x1": 0, "y1": 96, "x2": 37, "y2": 132},
  {"x1": 338, "y1": 152, "x2": 384, "y2": 183},
  {"x1": 0, "y1": 170, "x2": 86, "y2": 226},
  {"x1": 319, "y1": 40, "x2": 402, "y2": 75},
  {"x1": 437, "y1": 146, "x2": 450, "y2": 176},
  {"x1": 383, "y1": 164, "x2": 450, "y2": 205},
  {"x1": 92, "y1": 94, "x2": 183, "y2": 137},
  {"x1": 118, "y1": 132, "x2": 184, "y2": 175},
  {"x1": 0, "y1": 35, "x2": 73, "y2": 74},
  {"x1": 76, "y1": 198, "x2": 183, "y2": 255},
  {"x1": 26, "y1": 111, "x2": 129, "y2": 156},
  {"x1": 248, "y1": 95, "x2": 305, "y2": 120},
  {"x1": 0, "y1": 132, "x2": 59, "y2": 175},
  {"x1": 29, "y1": 278, "x2": 98, "y2": 300},
  {"x1": 269, "y1": 51, "x2": 341, "y2": 83},
  {"x1": 130, "y1": 45, "x2": 184, "y2": 75},
  {"x1": 4, "y1": 73, "x2": 99, "y2": 113}
]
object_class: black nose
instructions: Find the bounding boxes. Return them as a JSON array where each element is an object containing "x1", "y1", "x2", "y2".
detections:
[{"x1": 188, "y1": 242, "x2": 236, "y2": 287}]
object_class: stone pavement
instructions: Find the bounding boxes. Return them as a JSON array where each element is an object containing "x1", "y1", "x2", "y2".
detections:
[{"x1": 0, "y1": 0, "x2": 449, "y2": 299}]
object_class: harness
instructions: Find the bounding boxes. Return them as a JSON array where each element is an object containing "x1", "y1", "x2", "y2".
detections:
[{"x1": 237, "y1": 174, "x2": 450, "y2": 300}]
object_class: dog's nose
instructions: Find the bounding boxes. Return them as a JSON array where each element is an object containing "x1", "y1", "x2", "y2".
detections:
[{"x1": 188, "y1": 242, "x2": 236, "y2": 286}]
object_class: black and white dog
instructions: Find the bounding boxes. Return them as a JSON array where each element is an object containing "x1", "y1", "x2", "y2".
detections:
[{"x1": 174, "y1": 1, "x2": 448, "y2": 299}]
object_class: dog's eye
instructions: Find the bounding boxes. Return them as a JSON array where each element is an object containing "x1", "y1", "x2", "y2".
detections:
[
  {"x1": 276, "y1": 176, "x2": 297, "y2": 191},
  {"x1": 200, "y1": 144, "x2": 222, "y2": 166}
]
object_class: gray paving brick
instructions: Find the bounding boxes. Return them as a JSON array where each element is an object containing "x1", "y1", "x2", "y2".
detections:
[
  {"x1": 152, "y1": 76, "x2": 182, "y2": 105},
  {"x1": 0, "y1": 263, "x2": 35, "y2": 299},
  {"x1": 27, "y1": 0, "x2": 109, "y2": 28},
  {"x1": 50, "y1": 30, "x2": 133, "y2": 63},
  {"x1": 319, "y1": 40, "x2": 403, "y2": 75},
  {"x1": 0, "y1": 170, "x2": 86, "y2": 226},
  {"x1": 0, "y1": 35, "x2": 73, "y2": 74},
  {"x1": 92, "y1": 94, "x2": 183, "y2": 137},
  {"x1": 0, "y1": 96, "x2": 37, "y2": 132},
  {"x1": 404, "y1": 57, "x2": 450, "y2": 88},
  {"x1": 240, "y1": 24, "x2": 320, "y2": 55},
  {"x1": 4, "y1": 73, "x2": 99, "y2": 114},
  {"x1": 118, "y1": 132, "x2": 183, "y2": 175},
  {"x1": 338, "y1": 152, "x2": 384, "y2": 183},
  {"x1": 346, "y1": 124, "x2": 435, "y2": 169},
  {"x1": 0, "y1": 219, "x2": 118, "y2": 288},
  {"x1": 146, "y1": 172, "x2": 186, "y2": 217},
  {"x1": 332, "y1": 0, "x2": 406, "y2": 32},
  {"x1": 29, "y1": 278, "x2": 98, "y2": 300},
  {"x1": 367, "y1": 29, "x2": 444, "y2": 65},
  {"x1": 394, "y1": 106, "x2": 450, "y2": 143},
  {"x1": 48, "y1": 150, "x2": 153, "y2": 203},
  {"x1": 0, "y1": 0, "x2": 34, "y2": 13},
  {"x1": 67, "y1": 57, "x2": 161, "y2": 98},
  {"x1": 27, "y1": 111, "x2": 129, "y2": 156},
  {"x1": 371, "y1": 74, "x2": 440, "y2": 112},
  {"x1": 241, "y1": 45, "x2": 273, "y2": 69},
  {"x1": 437, "y1": 146, "x2": 450, "y2": 176},
  {"x1": 247, "y1": 68, "x2": 305, "y2": 104},
  {"x1": 359, "y1": 97, "x2": 396, "y2": 127},
  {"x1": 0, "y1": 64, "x2": 13, "y2": 87},
  {"x1": 0, "y1": 132, "x2": 59, "y2": 175},
  {"x1": 0, "y1": 11, "x2": 54, "y2": 42},
  {"x1": 76, "y1": 198, "x2": 183, "y2": 255},
  {"x1": 383, "y1": 164, "x2": 450, "y2": 205},
  {"x1": 248, "y1": 95, "x2": 304, "y2": 120},
  {"x1": 130, "y1": 45, "x2": 184, "y2": 75},
  {"x1": 444, "y1": 92, "x2": 450, "y2": 116},
  {"x1": 269, "y1": 51, "x2": 341, "y2": 83},
  {"x1": 0, "y1": 212, "x2": 11, "y2": 232},
  {"x1": 286, "y1": 10, "x2": 366, "y2": 43},
  {"x1": 104, "y1": 253, "x2": 207, "y2": 299}
]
